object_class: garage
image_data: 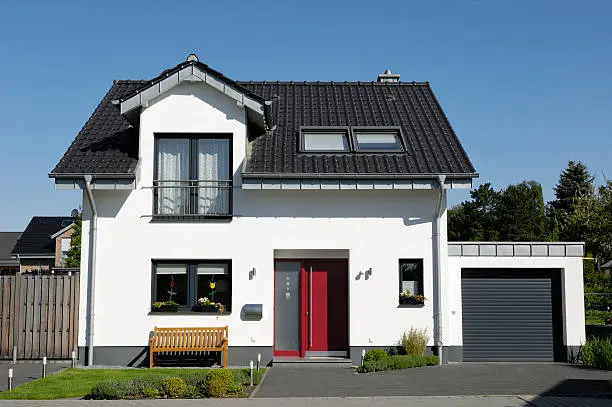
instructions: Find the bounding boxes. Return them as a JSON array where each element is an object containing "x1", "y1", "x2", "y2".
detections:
[{"x1": 461, "y1": 269, "x2": 564, "y2": 362}]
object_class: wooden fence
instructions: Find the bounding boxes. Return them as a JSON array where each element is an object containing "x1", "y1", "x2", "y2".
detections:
[{"x1": 0, "y1": 273, "x2": 79, "y2": 359}]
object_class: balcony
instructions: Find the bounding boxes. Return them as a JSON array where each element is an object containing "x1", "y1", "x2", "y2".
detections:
[{"x1": 152, "y1": 180, "x2": 232, "y2": 219}]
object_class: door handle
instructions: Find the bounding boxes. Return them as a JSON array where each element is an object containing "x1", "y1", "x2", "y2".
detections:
[{"x1": 309, "y1": 265, "x2": 313, "y2": 349}]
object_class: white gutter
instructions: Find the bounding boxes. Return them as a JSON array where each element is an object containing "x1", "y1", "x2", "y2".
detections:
[
  {"x1": 432, "y1": 175, "x2": 446, "y2": 364},
  {"x1": 84, "y1": 175, "x2": 98, "y2": 366}
]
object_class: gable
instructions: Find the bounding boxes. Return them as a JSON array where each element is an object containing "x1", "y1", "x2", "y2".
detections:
[{"x1": 116, "y1": 56, "x2": 268, "y2": 130}]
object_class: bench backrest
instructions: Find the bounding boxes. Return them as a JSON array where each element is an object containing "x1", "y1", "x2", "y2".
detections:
[{"x1": 151, "y1": 326, "x2": 228, "y2": 349}]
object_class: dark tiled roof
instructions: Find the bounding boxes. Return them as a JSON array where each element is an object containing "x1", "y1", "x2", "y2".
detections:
[
  {"x1": 51, "y1": 62, "x2": 476, "y2": 178},
  {"x1": 11, "y1": 217, "x2": 76, "y2": 256},
  {"x1": 239, "y1": 81, "x2": 476, "y2": 177},
  {"x1": 0, "y1": 232, "x2": 21, "y2": 265},
  {"x1": 50, "y1": 81, "x2": 144, "y2": 176}
]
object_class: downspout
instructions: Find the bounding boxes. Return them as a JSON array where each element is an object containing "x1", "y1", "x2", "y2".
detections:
[
  {"x1": 432, "y1": 175, "x2": 446, "y2": 364},
  {"x1": 84, "y1": 175, "x2": 98, "y2": 366}
]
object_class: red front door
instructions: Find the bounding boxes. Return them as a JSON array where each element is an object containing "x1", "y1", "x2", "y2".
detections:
[
  {"x1": 303, "y1": 261, "x2": 349, "y2": 355},
  {"x1": 274, "y1": 260, "x2": 348, "y2": 357}
]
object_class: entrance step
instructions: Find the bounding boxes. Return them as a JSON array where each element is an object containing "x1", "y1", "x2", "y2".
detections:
[{"x1": 273, "y1": 357, "x2": 354, "y2": 368}]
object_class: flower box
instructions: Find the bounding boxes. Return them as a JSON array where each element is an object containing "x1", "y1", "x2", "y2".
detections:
[
  {"x1": 399, "y1": 295, "x2": 425, "y2": 305},
  {"x1": 193, "y1": 304, "x2": 219, "y2": 313},
  {"x1": 151, "y1": 303, "x2": 180, "y2": 312}
]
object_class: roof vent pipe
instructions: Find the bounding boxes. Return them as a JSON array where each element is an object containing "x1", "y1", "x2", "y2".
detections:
[{"x1": 377, "y1": 69, "x2": 400, "y2": 83}]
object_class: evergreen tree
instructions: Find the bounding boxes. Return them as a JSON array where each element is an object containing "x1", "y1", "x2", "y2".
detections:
[
  {"x1": 550, "y1": 161, "x2": 594, "y2": 213},
  {"x1": 448, "y1": 183, "x2": 501, "y2": 241},
  {"x1": 498, "y1": 181, "x2": 547, "y2": 241},
  {"x1": 549, "y1": 161, "x2": 594, "y2": 241}
]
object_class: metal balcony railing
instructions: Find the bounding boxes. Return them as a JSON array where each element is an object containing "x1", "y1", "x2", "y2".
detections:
[{"x1": 153, "y1": 180, "x2": 232, "y2": 216}]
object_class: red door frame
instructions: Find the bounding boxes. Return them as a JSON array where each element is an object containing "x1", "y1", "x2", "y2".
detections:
[{"x1": 274, "y1": 259, "x2": 348, "y2": 358}]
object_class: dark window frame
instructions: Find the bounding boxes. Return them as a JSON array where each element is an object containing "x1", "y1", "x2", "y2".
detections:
[
  {"x1": 153, "y1": 133, "x2": 233, "y2": 220},
  {"x1": 151, "y1": 260, "x2": 232, "y2": 313},
  {"x1": 399, "y1": 259, "x2": 424, "y2": 306}
]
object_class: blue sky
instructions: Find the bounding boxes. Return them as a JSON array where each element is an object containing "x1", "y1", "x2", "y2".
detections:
[{"x1": 1, "y1": 1, "x2": 610, "y2": 230}]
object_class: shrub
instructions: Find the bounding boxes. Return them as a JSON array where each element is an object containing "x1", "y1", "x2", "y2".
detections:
[
  {"x1": 357, "y1": 354, "x2": 439, "y2": 373},
  {"x1": 160, "y1": 377, "x2": 188, "y2": 399},
  {"x1": 231, "y1": 368, "x2": 266, "y2": 386},
  {"x1": 363, "y1": 349, "x2": 390, "y2": 363},
  {"x1": 88, "y1": 381, "x2": 127, "y2": 400},
  {"x1": 401, "y1": 328, "x2": 429, "y2": 355},
  {"x1": 203, "y1": 369, "x2": 236, "y2": 397},
  {"x1": 582, "y1": 338, "x2": 612, "y2": 370},
  {"x1": 142, "y1": 386, "x2": 160, "y2": 399}
]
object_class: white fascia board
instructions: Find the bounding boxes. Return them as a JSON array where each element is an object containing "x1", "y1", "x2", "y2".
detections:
[
  {"x1": 50, "y1": 223, "x2": 76, "y2": 240},
  {"x1": 120, "y1": 66, "x2": 264, "y2": 116},
  {"x1": 239, "y1": 177, "x2": 474, "y2": 190},
  {"x1": 54, "y1": 178, "x2": 135, "y2": 190}
]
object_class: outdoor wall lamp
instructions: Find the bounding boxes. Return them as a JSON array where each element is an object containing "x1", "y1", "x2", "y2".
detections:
[
  {"x1": 249, "y1": 268, "x2": 256, "y2": 280},
  {"x1": 365, "y1": 268, "x2": 373, "y2": 277}
]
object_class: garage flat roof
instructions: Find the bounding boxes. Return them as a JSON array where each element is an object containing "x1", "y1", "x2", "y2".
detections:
[{"x1": 448, "y1": 242, "x2": 584, "y2": 257}]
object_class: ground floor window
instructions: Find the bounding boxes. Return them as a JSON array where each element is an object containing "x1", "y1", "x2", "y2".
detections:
[
  {"x1": 152, "y1": 260, "x2": 231, "y2": 312},
  {"x1": 399, "y1": 259, "x2": 424, "y2": 305}
]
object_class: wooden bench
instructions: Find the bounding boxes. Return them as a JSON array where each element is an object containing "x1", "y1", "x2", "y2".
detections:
[{"x1": 149, "y1": 326, "x2": 228, "y2": 368}]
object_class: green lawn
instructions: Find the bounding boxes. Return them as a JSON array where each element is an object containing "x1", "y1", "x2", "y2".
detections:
[
  {"x1": 0, "y1": 368, "x2": 233, "y2": 400},
  {"x1": 585, "y1": 309, "x2": 612, "y2": 325}
]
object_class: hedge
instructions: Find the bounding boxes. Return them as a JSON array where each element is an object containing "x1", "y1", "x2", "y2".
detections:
[{"x1": 357, "y1": 354, "x2": 439, "y2": 373}]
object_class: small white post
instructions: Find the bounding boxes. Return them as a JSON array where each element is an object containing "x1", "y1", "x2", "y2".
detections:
[
  {"x1": 8, "y1": 368, "x2": 13, "y2": 392},
  {"x1": 257, "y1": 353, "x2": 261, "y2": 372},
  {"x1": 361, "y1": 349, "x2": 366, "y2": 366},
  {"x1": 71, "y1": 350, "x2": 76, "y2": 368},
  {"x1": 249, "y1": 360, "x2": 254, "y2": 386},
  {"x1": 42, "y1": 356, "x2": 47, "y2": 378}
]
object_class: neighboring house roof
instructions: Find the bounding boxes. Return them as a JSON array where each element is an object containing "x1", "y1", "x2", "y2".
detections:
[
  {"x1": 50, "y1": 58, "x2": 477, "y2": 180},
  {"x1": 11, "y1": 217, "x2": 77, "y2": 257},
  {"x1": 0, "y1": 232, "x2": 22, "y2": 266}
]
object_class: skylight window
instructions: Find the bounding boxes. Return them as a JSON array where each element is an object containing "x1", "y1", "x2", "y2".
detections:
[
  {"x1": 302, "y1": 131, "x2": 349, "y2": 152},
  {"x1": 354, "y1": 131, "x2": 404, "y2": 152}
]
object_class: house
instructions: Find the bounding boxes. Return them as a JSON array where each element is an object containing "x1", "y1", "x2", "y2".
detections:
[
  {"x1": 11, "y1": 216, "x2": 77, "y2": 272},
  {"x1": 0, "y1": 232, "x2": 21, "y2": 273},
  {"x1": 49, "y1": 55, "x2": 585, "y2": 367}
]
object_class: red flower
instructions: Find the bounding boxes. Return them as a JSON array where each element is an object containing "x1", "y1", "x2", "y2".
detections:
[{"x1": 169, "y1": 280, "x2": 175, "y2": 288}]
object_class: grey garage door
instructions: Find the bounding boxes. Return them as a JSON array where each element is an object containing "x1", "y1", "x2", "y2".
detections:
[{"x1": 462, "y1": 269, "x2": 561, "y2": 362}]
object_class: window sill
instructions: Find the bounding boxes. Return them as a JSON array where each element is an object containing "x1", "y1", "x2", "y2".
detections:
[
  {"x1": 149, "y1": 311, "x2": 231, "y2": 316},
  {"x1": 397, "y1": 303, "x2": 425, "y2": 308},
  {"x1": 151, "y1": 215, "x2": 233, "y2": 222}
]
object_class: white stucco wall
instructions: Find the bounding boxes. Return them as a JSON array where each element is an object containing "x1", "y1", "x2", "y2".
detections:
[
  {"x1": 77, "y1": 81, "x2": 444, "y2": 350},
  {"x1": 447, "y1": 255, "x2": 586, "y2": 347}
]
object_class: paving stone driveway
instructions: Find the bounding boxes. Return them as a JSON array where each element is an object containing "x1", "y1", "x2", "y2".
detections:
[
  {"x1": 0, "y1": 361, "x2": 70, "y2": 391},
  {"x1": 255, "y1": 363, "x2": 612, "y2": 398}
]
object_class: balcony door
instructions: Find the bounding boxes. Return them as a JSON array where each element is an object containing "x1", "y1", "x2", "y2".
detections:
[{"x1": 155, "y1": 134, "x2": 231, "y2": 217}]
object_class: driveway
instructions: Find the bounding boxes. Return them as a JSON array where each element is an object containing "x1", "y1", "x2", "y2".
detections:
[
  {"x1": 0, "y1": 361, "x2": 70, "y2": 391},
  {"x1": 255, "y1": 363, "x2": 612, "y2": 398}
]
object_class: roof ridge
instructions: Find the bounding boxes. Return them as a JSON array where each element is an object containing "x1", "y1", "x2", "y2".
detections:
[
  {"x1": 114, "y1": 80, "x2": 148, "y2": 84},
  {"x1": 237, "y1": 80, "x2": 430, "y2": 86}
]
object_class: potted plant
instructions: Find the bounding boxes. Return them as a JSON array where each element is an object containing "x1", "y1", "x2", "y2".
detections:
[
  {"x1": 192, "y1": 278, "x2": 225, "y2": 313},
  {"x1": 193, "y1": 297, "x2": 220, "y2": 312},
  {"x1": 151, "y1": 276, "x2": 180, "y2": 312},
  {"x1": 399, "y1": 290, "x2": 427, "y2": 305}
]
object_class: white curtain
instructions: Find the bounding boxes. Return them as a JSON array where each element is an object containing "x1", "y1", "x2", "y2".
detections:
[
  {"x1": 198, "y1": 139, "x2": 229, "y2": 214},
  {"x1": 157, "y1": 139, "x2": 189, "y2": 215}
]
